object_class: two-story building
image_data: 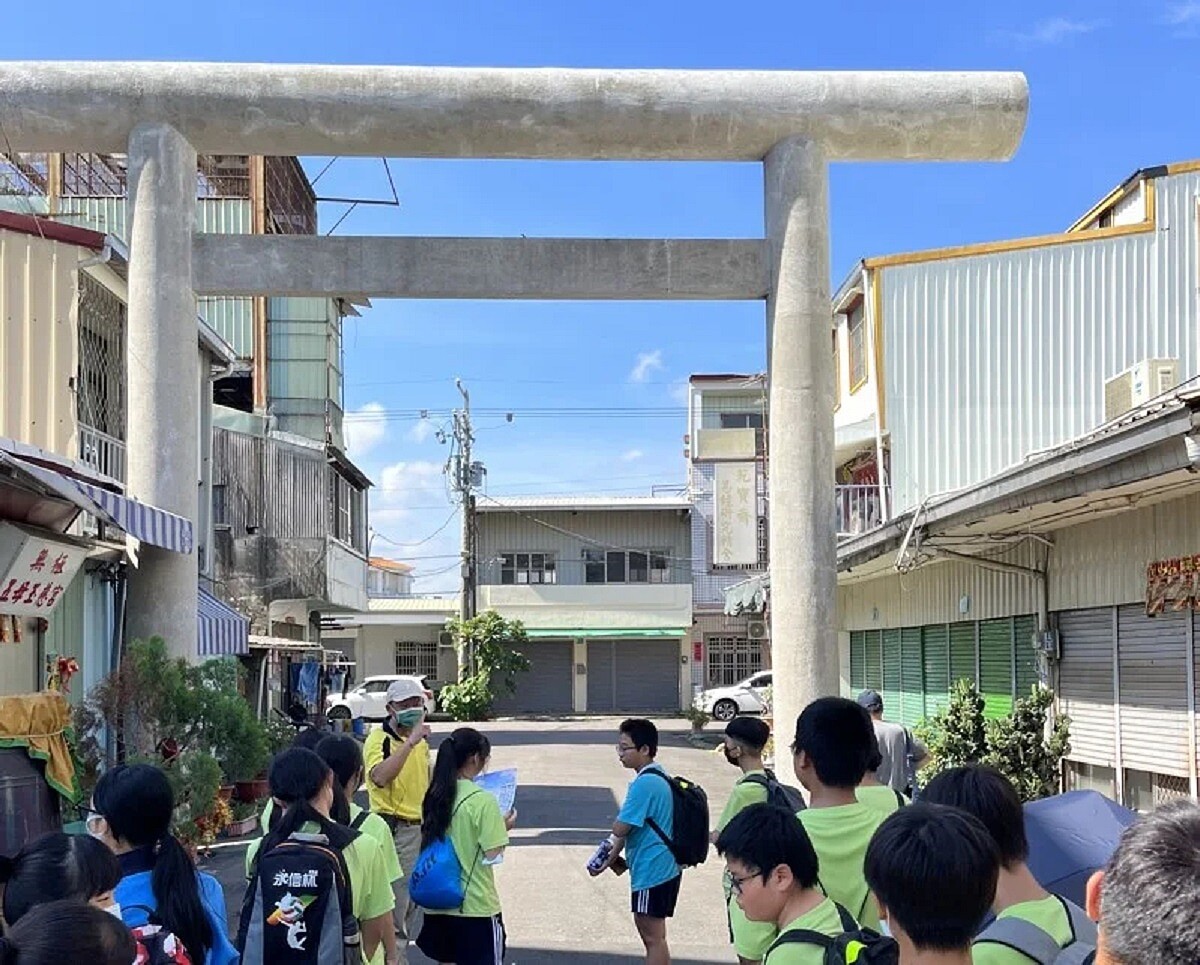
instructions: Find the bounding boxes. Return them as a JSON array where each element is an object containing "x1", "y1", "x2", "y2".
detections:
[{"x1": 831, "y1": 159, "x2": 1200, "y2": 807}]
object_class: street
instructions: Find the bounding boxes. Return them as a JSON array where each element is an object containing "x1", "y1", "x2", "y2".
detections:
[{"x1": 206, "y1": 718, "x2": 741, "y2": 964}]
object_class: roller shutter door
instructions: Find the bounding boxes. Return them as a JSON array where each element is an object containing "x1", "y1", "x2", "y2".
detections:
[
  {"x1": 864, "y1": 630, "x2": 883, "y2": 691},
  {"x1": 492, "y1": 640, "x2": 574, "y2": 715},
  {"x1": 900, "y1": 627, "x2": 924, "y2": 726},
  {"x1": 1117, "y1": 605, "x2": 1189, "y2": 777},
  {"x1": 587, "y1": 640, "x2": 615, "y2": 712},
  {"x1": 949, "y1": 622, "x2": 976, "y2": 688},
  {"x1": 881, "y1": 629, "x2": 902, "y2": 719},
  {"x1": 1014, "y1": 615, "x2": 1040, "y2": 697},
  {"x1": 922, "y1": 625, "x2": 950, "y2": 716},
  {"x1": 1057, "y1": 608, "x2": 1115, "y2": 767},
  {"x1": 979, "y1": 619, "x2": 1014, "y2": 718},
  {"x1": 616, "y1": 640, "x2": 681, "y2": 713},
  {"x1": 850, "y1": 632, "x2": 867, "y2": 691}
]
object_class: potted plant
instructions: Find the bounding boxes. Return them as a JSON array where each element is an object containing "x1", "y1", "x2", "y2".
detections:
[
  {"x1": 224, "y1": 799, "x2": 262, "y2": 838},
  {"x1": 684, "y1": 704, "x2": 711, "y2": 733}
]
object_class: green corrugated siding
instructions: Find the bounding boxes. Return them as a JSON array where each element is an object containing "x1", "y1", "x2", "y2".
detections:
[
  {"x1": 1013, "y1": 614, "x2": 1039, "y2": 698},
  {"x1": 900, "y1": 627, "x2": 924, "y2": 726},
  {"x1": 864, "y1": 630, "x2": 883, "y2": 690},
  {"x1": 881, "y1": 629, "x2": 902, "y2": 720},
  {"x1": 922, "y1": 625, "x2": 950, "y2": 715},
  {"x1": 979, "y1": 619, "x2": 1014, "y2": 718},
  {"x1": 850, "y1": 631, "x2": 866, "y2": 690},
  {"x1": 949, "y1": 622, "x2": 977, "y2": 687}
]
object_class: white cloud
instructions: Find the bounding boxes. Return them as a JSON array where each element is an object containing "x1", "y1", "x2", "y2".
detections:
[
  {"x1": 369, "y1": 460, "x2": 461, "y2": 593},
  {"x1": 344, "y1": 402, "x2": 386, "y2": 461},
  {"x1": 1165, "y1": 1, "x2": 1200, "y2": 31},
  {"x1": 999, "y1": 16, "x2": 1102, "y2": 46},
  {"x1": 669, "y1": 378, "x2": 691, "y2": 406},
  {"x1": 407, "y1": 419, "x2": 435, "y2": 444},
  {"x1": 621, "y1": 449, "x2": 644, "y2": 462},
  {"x1": 629, "y1": 350, "x2": 664, "y2": 383}
]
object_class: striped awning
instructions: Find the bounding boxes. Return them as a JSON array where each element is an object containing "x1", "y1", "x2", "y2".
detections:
[
  {"x1": 198, "y1": 586, "x2": 249, "y2": 657},
  {"x1": 74, "y1": 482, "x2": 193, "y2": 554}
]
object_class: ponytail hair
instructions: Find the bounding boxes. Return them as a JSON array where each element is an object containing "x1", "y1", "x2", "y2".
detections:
[
  {"x1": 261, "y1": 748, "x2": 354, "y2": 859},
  {"x1": 93, "y1": 764, "x2": 213, "y2": 964},
  {"x1": 0, "y1": 899, "x2": 135, "y2": 965},
  {"x1": 315, "y1": 734, "x2": 364, "y2": 827},
  {"x1": 0, "y1": 832, "x2": 120, "y2": 924},
  {"x1": 421, "y1": 728, "x2": 490, "y2": 848}
]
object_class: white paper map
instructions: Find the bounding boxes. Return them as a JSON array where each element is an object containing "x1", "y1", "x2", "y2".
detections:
[{"x1": 474, "y1": 768, "x2": 517, "y2": 814}]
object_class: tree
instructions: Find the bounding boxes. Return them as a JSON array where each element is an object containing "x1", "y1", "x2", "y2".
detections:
[
  {"x1": 439, "y1": 611, "x2": 531, "y2": 720},
  {"x1": 916, "y1": 678, "x2": 988, "y2": 785}
]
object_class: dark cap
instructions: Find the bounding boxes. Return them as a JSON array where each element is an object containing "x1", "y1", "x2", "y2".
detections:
[{"x1": 857, "y1": 689, "x2": 884, "y2": 713}]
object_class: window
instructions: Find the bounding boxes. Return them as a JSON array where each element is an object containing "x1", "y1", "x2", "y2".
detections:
[
  {"x1": 720, "y1": 412, "x2": 764, "y2": 430},
  {"x1": 500, "y1": 552, "x2": 557, "y2": 585},
  {"x1": 847, "y1": 302, "x2": 867, "y2": 390},
  {"x1": 705, "y1": 635, "x2": 763, "y2": 686},
  {"x1": 361, "y1": 679, "x2": 392, "y2": 694},
  {"x1": 395, "y1": 641, "x2": 438, "y2": 679},
  {"x1": 584, "y1": 548, "x2": 673, "y2": 584}
]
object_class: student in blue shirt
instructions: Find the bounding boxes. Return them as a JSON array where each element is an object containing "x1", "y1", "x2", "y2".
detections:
[{"x1": 589, "y1": 718, "x2": 681, "y2": 965}]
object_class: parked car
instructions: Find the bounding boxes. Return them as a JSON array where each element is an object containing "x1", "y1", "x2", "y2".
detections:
[
  {"x1": 694, "y1": 670, "x2": 772, "y2": 722},
  {"x1": 325, "y1": 674, "x2": 436, "y2": 721}
]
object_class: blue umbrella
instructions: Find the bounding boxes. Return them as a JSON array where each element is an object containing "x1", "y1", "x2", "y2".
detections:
[{"x1": 1023, "y1": 790, "x2": 1137, "y2": 907}]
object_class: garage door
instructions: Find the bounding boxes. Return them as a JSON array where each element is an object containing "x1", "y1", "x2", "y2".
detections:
[
  {"x1": 1057, "y1": 608, "x2": 1115, "y2": 767},
  {"x1": 492, "y1": 640, "x2": 574, "y2": 715},
  {"x1": 587, "y1": 639, "x2": 680, "y2": 713}
]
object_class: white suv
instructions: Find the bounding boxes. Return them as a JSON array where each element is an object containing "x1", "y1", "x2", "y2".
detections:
[
  {"x1": 325, "y1": 675, "x2": 436, "y2": 721},
  {"x1": 694, "y1": 670, "x2": 772, "y2": 722}
]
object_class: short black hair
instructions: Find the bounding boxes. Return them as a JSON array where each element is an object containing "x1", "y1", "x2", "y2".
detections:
[
  {"x1": 725, "y1": 716, "x2": 770, "y2": 752},
  {"x1": 620, "y1": 718, "x2": 659, "y2": 756},
  {"x1": 865, "y1": 803, "x2": 999, "y2": 951},
  {"x1": 1099, "y1": 800, "x2": 1200, "y2": 965},
  {"x1": 716, "y1": 803, "x2": 820, "y2": 889},
  {"x1": 792, "y1": 697, "x2": 874, "y2": 788},
  {"x1": 920, "y1": 765, "x2": 1027, "y2": 865}
]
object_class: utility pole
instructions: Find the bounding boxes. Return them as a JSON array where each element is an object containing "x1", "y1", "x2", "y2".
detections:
[{"x1": 453, "y1": 378, "x2": 477, "y2": 678}]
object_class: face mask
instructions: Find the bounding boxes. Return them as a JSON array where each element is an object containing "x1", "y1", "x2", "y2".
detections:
[
  {"x1": 394, "y1": 709, "x2": 423, "y2": 729},
  {"x1": 878, "y1": 918, "x2": 892, "y2": 938},
  {"x1": 722, "y1": 747, "x2": 740, "y2": 766},
  {"x1": 104, "y1": 903, "x2": 123, "y2": 921}
]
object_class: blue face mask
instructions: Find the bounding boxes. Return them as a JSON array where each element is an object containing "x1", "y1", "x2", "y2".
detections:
[{"x1": 394, "y1": 708, "x2": 424, "y2": 729}]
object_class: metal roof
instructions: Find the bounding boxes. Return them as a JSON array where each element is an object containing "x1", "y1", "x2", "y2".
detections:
[
  {"x1": 476, "y1": 495, "x2": 691, "y2": 513},
  {"x1": 367, "y1": 596, "x2": 459, "y2": 613}
]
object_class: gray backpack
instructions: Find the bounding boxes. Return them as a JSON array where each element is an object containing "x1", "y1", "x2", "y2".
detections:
[{"x1": 974, "y1": 896, "x2": 1097, "y2": 965}]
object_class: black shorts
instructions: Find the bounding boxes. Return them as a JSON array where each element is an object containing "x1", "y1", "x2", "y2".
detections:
[
  {"x1": 417, "y1": 913, "x2": 506, "y2": 965},
  {"x1": 631, "y1": 875, "x2": 682, "y2": 919}
]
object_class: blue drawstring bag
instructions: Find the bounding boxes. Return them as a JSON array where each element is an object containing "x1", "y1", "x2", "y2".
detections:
[{"x1": 409, "y1": 836, "x2": 466, "y2": 910}]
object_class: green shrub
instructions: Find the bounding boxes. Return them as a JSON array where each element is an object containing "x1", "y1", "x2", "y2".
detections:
[
  {"x1": 439, "y1": 672, "x2": 494, "y2": 721},
  {"x1": 440, "y1": 611, "x2": 532, "y2": 720}
]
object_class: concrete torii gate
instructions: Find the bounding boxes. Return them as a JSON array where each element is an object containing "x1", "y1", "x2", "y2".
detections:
[{"x1": 0, "y1": 64, "x2": 1027, "y2": 734}]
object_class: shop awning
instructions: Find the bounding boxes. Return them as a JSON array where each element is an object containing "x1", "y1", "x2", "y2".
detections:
[
  {"x1": 198, "y1": 586, "x2": 250, "y2": 657},
  {"x1": 524, "y1": 628, "x2": 688, "y2": 639}
]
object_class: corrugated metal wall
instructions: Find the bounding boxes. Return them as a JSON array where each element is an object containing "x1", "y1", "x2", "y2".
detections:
[
  {"x1": 838, "y1": 539, "x2": 1044, "y2": 630},
  {"x1": 212, "y1": 427, "x2": 329, "y2": 538},
  {"x1": 476, "y1": 509, "x2": 691, "y2": 586},
  {"x1": 0, "y1": 229, "x2": 80, "y2": 458},
  {"x1": 882, "y1": 170, "x2": 1200, "y2": 515}
]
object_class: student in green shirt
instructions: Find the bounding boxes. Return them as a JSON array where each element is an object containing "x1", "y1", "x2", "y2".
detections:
[
  {"x1": 245, "y1": 748, "x2": 397, "y2": 965},
  {"x1": 712, "y1": 717, "x2": 783, "y2": 965},
  {"x1": 791, "y1": 697, "x2": 890, "y2": 930},
  {"x1": 857, "y1": 736, "x2": 907, "y2": 816},
  {"x1": 415, "y1": 727, "x2": 516, "y2": 965},
  {"x1": 864, "y1": 803, "x2": 1000, "y2": 965},
  {"x1": 716, "y1": 803, "x2": 846, "y2": 965},
  {"x1": 921, "y1": 766, "x2": 1097, "y2": 965}
]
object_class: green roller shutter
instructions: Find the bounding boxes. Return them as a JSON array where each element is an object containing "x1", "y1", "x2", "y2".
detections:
[
  {"x1": 900, "y1": 627, "x2": 924, "y2": 726},
  {"x1": 881, "y1": 629, "x2": 902, "y2": 719},
  {"x1": 864, "y1": 630, "x2": 883, "y2": 690},
  {"x1": 1013, "y1": 614, "x2": 1039, "y2": 698},
  {"x1": 850, "y1": 631, "x2": 866, "y2": 690},
  {"x1": 922, "y1": 624, "x2": 950, "y2": 716},
  {"x1": 979, "y1": 618, "x2": 1015, "y2": 718},
  {"x1": 949, "y1": 622, "x2": 977, "y2": 687}
]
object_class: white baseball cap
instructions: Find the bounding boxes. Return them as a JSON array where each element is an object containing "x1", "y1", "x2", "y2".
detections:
[{"x1": 386, "y1": 677, "x2": 427, "y2": 704}]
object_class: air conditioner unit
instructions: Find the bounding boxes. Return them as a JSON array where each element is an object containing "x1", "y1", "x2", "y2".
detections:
[
  {"x1": 1103, "y1": 358, "x2": 1178, "y2": 422},
  {"x1": 747, "y1": 620, "x2": 768, "y2": 640},
  {"x1": 437, "y1": 630, "x2": 456, "y2": 649}
]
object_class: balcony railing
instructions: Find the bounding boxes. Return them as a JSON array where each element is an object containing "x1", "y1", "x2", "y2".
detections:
[
  {"x1": 79, "y1": 423, "x2": 126, "y2": 482},
  {"x1": 836, "y1": 484, "x2": 886, "y2": 539}
]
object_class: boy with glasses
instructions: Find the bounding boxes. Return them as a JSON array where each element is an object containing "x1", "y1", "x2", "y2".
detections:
[{"x1": 589, "y1": 718, "x2": 681, "y2": 965}]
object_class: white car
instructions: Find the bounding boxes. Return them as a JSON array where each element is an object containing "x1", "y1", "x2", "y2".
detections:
[
  {"x1": 694, "y1": 671, "x2": 773, "y2": 722},
  {"x1": 325, "y1": 674, "x2": 436, "y2": 721}
]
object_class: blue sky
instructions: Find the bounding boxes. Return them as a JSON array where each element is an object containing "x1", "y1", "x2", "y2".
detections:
[{"x1": 4, "y1": 1, "x2": 1199, "y2": 590}]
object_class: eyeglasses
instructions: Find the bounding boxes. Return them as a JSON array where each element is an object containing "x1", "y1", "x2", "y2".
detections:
[
  {"x1": 616, "y1": 744, "x2": 637, "y2": 755},
  {"x1": 724, "y1": 869, "x2": 759, "y2": 896},
  {"x1": 78, "y1": 805, "x2": 105, "y2": 834}
]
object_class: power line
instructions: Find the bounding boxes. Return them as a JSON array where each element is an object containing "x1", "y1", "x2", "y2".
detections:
[
  {"x1": 344, "y1": 406, "x2": 687, "y2": 423},
  {"x1": 370, "y1": 508, "x2": 458, "y2": 549}
]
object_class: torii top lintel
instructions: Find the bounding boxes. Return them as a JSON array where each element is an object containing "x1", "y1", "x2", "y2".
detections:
[{"x1": 0, "y1": 63, "x2": 1027, "y2": 162}]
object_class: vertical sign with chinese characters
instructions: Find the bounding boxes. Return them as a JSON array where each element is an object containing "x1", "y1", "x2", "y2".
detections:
[
  {"x1": 713, "y1": 462, "x2": 758, "y2": 566},
  {"x1": 0, "y1": 522, "x2": 89, "y2": 617}
]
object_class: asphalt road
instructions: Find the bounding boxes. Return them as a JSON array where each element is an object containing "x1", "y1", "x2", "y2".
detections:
[{"x1": 204, "y1": 717, "x2": 741, "y2": 964}]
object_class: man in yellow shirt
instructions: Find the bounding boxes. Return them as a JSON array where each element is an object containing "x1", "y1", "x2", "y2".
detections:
[
  {"x1": 865, "y1": 803, "x2": 1000, "y2": 965},
  {"x1": 791, "y1": 697, "x2": 890, "y2": 930},
  {"x1": 363, "y1": 678, "x2": 432, "y2": 964},
  {"x1": 716, "y1": 803, "x2": 847, "y2": 965},
  {"x1": 921, "y1": 765, "x2": 1097, "y2": 965}
]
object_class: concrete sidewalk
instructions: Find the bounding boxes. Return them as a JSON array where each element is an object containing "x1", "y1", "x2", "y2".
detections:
[{"x1": 208, "y1": 717, "x2": 741, "y2": 963}]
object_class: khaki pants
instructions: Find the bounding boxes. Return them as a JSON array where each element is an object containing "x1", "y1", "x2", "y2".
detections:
[{"x1": 393, "y1": 822, "x2": 424, "y2": 963}]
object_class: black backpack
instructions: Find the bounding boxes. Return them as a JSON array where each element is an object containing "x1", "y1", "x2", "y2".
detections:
[
  {"x1": 744, "y1": 769, "x2": 807, "y2": 812},
  {"x1": 237, "y1": 829, "x2": 362, "y2": 965},
  {"x1": 765, "y1": 903, "x2": 899, "y2": 965},
  {"x1": 644, "y1": 768, "x2": 710, "y2": 867}
]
